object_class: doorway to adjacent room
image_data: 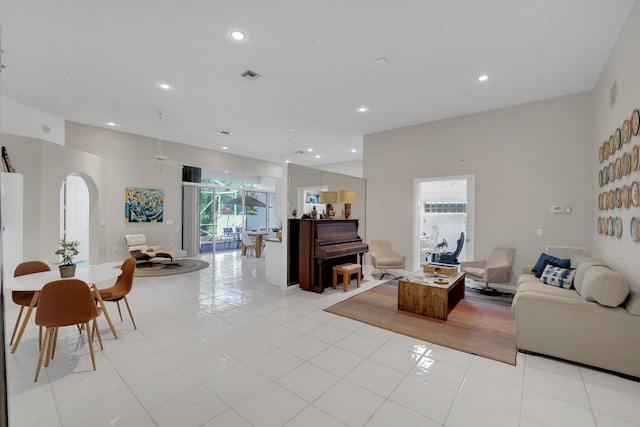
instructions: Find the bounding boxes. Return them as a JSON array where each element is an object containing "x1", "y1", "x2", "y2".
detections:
[{"x1": 413, "y1": 175, "x2": 474, "y2": 271}]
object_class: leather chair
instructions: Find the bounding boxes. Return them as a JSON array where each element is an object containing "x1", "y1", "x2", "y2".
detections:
[
  {"x1": 10, "y1": 261, "x2": 51, "y2": 349},
  {"x1": 436, "y1": 232, "x2": 465, "y2": 265},
  {"x1": 460, "y1": 247, "x2": 515, "y2": 293},
  {"x1": 369, "y1": 240, "x2": 406, "y2": 279},
  {"x1": 95, "y1": 257, "x2": 137, "y2": 329},
  {"x1": 124, "y1": 234, "x2": 187, "y2": 267},
  {"x1": 34, "y1": 279, "x2": 103, "y2": 382}
]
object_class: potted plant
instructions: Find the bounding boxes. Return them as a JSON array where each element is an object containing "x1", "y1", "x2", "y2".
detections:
[{"x1": 55, "y1": 239, "x2": 80, "y2": 277}]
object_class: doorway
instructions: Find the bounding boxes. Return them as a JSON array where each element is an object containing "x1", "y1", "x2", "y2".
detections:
[
  {"x1": 59, "y1": 173, "x2": 90, "y2": 264},
  {"x1": 413, "y1": 175, "x2": 474, "y2": 270}
]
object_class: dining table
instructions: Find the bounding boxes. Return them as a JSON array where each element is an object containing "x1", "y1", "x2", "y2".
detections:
[{"x1": 4, "y1": 265, "x2": 123, "y2": 353}]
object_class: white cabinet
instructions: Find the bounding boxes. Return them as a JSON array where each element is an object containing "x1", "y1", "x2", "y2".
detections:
[{"x1": 1, "y1": 172, "x2": 24, "y2": 282}]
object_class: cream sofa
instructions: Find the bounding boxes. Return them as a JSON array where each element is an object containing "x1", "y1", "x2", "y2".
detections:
[{"x1": 512, "y1": 254, "x2": 640, "y2": 378}]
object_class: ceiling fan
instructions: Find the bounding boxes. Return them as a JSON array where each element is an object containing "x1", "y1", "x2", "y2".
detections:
[{"x1": 150, "y1": 111, "x2": 181, "y2": 171}]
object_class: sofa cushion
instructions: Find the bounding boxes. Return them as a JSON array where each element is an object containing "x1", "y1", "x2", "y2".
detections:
[
  {"x1": 539, "y1": 265, "x2": 576, "y2": 289},
  {"x1": 625, "y1": 291, "x2": 640, "y2": 316},
  {"x1": 515, "y1": 281, "x2": 580, "y2": 298},
  {"x1": 532, "y1": 253, "x2": 570, "y2": 275},
  {"x1": 573, "y1": 257, "x2": 608, "y2": 295},
  {"x1": 534, "y1": 258, "x2": 571, "y2": 278},
  {"x1": 581, "y1": 266, "x2": 630, "y2": 307},
  {"x1": 517, "y1": 273, "x2": 539, "y2": 285}
]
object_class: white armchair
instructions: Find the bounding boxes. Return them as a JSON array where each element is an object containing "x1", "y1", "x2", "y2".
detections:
[
  {"x1": 369, "y1": 240, "x2": 406, "y2": 280},
  {"x1": 460, "y1": 247, "x2": 515, "y2": 293}
]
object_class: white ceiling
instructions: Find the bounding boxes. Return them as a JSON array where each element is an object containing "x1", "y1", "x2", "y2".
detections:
[{"x1": 0, "y1": 1, "x2": 635, "y2": 167}]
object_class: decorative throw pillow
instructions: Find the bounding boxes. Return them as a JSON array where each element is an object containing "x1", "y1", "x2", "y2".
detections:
[
  {"x1": 532, "y1": 253, "x2": 570, "y2": 275},
  {"x1": 539, "y1": 264, "x2": 576, "y2": 289},
  {"x1": 534, "y1": 258, "x2": 570, "y2": 278}
]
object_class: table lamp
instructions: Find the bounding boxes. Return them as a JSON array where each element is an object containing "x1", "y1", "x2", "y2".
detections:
[
  {"x1": 320, "y1": 191, "x2": 337, "y2": 218},
  {"x1": 338, "y1": 190, "x2": 358, "y2": 219}
]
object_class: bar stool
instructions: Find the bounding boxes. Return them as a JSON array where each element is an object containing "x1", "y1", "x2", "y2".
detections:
[{"x1": 332, "y1": 263, "x2": 361, "y2": 292}]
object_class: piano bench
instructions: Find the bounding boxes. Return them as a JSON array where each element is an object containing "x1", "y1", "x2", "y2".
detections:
[{"x1": 333, "y1": 263, "x2": 361, "y2": 292}]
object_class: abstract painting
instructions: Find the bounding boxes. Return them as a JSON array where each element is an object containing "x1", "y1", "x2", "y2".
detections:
[{"x1": 125, "y1": 187, "x2": 164, "y2": 222}]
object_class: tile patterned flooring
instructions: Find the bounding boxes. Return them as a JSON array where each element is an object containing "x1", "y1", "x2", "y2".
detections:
[{"x1": 5, "y1": 252, "x2": 640, "y2": 426}]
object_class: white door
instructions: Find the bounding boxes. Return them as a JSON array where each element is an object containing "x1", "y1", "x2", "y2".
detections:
[{"x1": 60, "y1": 174, "x2": 90, "y2": 263}]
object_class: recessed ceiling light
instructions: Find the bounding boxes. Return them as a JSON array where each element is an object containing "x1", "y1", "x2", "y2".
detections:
[
  {"x1": 351, "y1": 149, "x2": 356, "y2": 153},
  {"x1": 285, "y1": 160, "x2": 291, "y2": 163},
  {"x1": 357, "y1": 106, "x2": 368, "y2": 113},
  {"x1": 231, "y1": 30, "x2": 246, "y2": 41},
  {"x1": 106, "y1": 122, "x2": 117, "y2": 127},
  {"x1": 478, "y1": 74, "x2": 489, "y2": 82},
  {"x1": 315, "y1": 155, "x2": 320, "y2": 159},
  {"x1": 221, "y1": 146, "x2": 229, "y2": 150},
  {"x1": 156, "y1": 82, "x2": 173, "y2": 90},
  {"x1": 288, "y1": 128, "x2": 295, "y2": 132},
  {"x1": 307, "y1": 148, "x2": 313, "y2": 152}
]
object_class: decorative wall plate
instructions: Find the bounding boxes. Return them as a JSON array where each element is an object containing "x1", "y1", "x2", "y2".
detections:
[
  {"x1": 623, "y1": 120, "x2": 631, "y2": 144},
  {"x1": 609, "y1": 162, "x2": 615, "y2": 183},
  {"x1": 622, "y1": 185, "x2": 630, "y2": 208},
  {"x1": 615, "y1": 128, "x2": 622, "y2": 149},
  {"x1": 615, "y1": 217, "x2": 623, "y2": 238},
  {"x1": 608, "y1": 189, "x2": 615, "y2": 209},
  {"x1": 623, "y1": 152, "x2": 631, "y2": 176},
  {"x1": 607, "y1": 216, "x2": 614, "y2": 236},
  {"x1": 615, "y1": 157, "x2": 622, "y2": 180},
  {"x1": 598, "y1": 217, "x2": 604, "y2": 234},
  {"x1": 615, "y1": 187, "x2": 622, "y2": 208},
  {"x1": 632, "y1": 109, "x2": 640, "y2": 136},
  {"x1": 632, "y1": 145, "x2": 639, "y2": 171},
  {"x1": 632, "y1": 181, "x2": 640, "y2": 207},
  {"x1": 609, "y1": 135, "x2": 616, "y2": 155},
  {"x1": 604, "y1": 141, "x2": 610, "y2": 160},
  {"x1": 631, "y1": 217, "x2": 640, "y2": 242}
]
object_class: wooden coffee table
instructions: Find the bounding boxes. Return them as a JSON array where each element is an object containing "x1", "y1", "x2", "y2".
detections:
[{"x1": 398, "y1": 271, "x2": 465, "y2": 320}]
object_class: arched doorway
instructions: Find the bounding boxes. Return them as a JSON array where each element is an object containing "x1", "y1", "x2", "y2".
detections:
[{"x1": 60, "y1": 173, "x2": 90, "y2": 264}]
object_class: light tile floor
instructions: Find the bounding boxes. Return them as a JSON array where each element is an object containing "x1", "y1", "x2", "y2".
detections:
[{"x1": 5, "y1": 252, "x2": 640, "y2": 426}]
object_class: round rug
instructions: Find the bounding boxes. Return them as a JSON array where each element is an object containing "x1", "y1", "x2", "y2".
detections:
[{"x1": 116, "y1": 259, "x2": 210, "y2": 277}]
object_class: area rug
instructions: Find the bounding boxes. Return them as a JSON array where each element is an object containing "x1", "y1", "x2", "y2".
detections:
[
  {"x1": 324, "y1": 281, "x2": 516, "y2": 365},
  {"x1": 115, "y1": 259, "x2": 210, "y2": 277}
]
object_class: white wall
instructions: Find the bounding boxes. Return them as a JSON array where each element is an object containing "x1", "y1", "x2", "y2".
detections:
[
  {"x1": 315, "y1": 160, "x2": 363, "y2": 178},
  {"x1": 364, "y1": 91, "x2": 593, "y2": 281},
  {"x1": 0, "y1": 96, "x2": 65, "y2": 145},
  {"x1": 0, "y1": 122, "x2": 282, "y2": 265},
  {"x1": 0, "y1": 132, "x2": 107, "y2": 265},
  {"x1": 591, "y1": 1, "x2": 640, "y2": 293}
]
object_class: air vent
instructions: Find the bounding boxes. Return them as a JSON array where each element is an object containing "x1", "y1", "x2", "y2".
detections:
[{"x1": 240, "y1": 69, "x2": 261, "y2": 81}]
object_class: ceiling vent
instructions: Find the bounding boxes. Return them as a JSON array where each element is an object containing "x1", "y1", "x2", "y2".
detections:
[{"x1": 240, "y1": 69, "x2": 261, "y2": 81}]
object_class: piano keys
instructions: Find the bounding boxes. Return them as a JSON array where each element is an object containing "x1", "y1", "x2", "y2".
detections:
[{"x1": 297, "y1": 219, "x2": 368, "y2": 293}]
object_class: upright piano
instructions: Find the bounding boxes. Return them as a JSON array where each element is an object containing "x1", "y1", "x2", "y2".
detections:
[{"x1": 298, "y1": 219, "x2": 368, "y2": 293}]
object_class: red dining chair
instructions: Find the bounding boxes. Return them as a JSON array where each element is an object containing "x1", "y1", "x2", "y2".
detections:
[
  {"x1": 95, "y1": 257, "x2": 137, "y2": 329},
  {"x1": 34, "y1": 279, "x2": 103, "y2": 382},
  {"x1": 10, "y1": 261, "x2": 50, "y2": 349}
]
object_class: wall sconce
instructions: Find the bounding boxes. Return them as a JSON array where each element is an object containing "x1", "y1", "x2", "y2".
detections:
[
  {"x1": 338, "y1": 190, "x2": 358, "y2": 219},
  {"x1": 320, "y1": 191, "x2": 337, "y2": 218}
]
